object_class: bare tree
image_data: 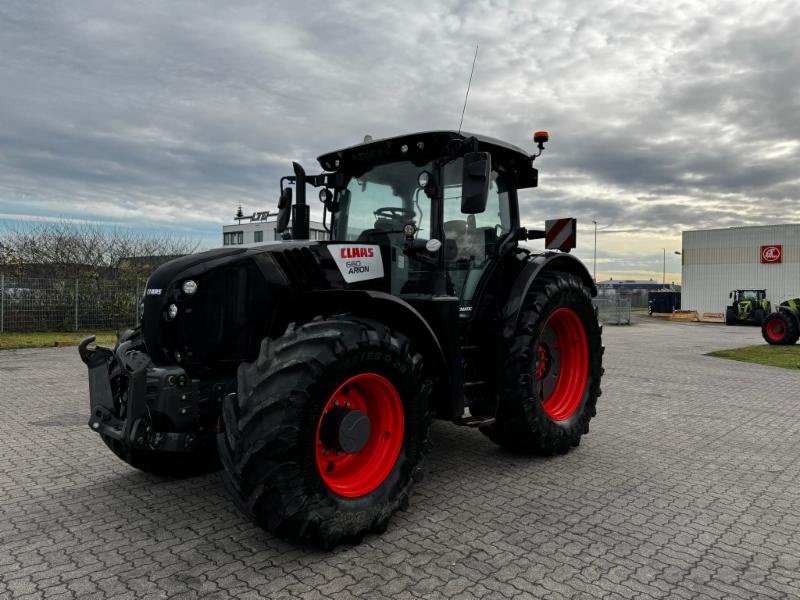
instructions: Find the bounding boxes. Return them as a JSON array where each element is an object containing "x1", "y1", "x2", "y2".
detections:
[{"x1": 0, "y1": 221, "x2": 200, "y2": 279}]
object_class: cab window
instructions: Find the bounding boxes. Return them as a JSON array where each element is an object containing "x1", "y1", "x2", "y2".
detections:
[{"x1": 441, "y1": 157, "x2": 511, "y2": 309}]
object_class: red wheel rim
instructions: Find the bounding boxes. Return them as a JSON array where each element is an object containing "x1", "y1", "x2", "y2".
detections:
[
  {"x1": 315, "y1": 373, "x2": 404, "y2": 498},
  {"x1": 766, "y1": 318, "x2": 784, "y2": 342},
  {"x1": 534, "y1": 307, "x2": 589, "y2": 421}
]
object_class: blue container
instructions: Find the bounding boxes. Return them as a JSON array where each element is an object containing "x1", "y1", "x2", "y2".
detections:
[{"x1": 648, "y1": 291, "x2": 681, "y2": 314}]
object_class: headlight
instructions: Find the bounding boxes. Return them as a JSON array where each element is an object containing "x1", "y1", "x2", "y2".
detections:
[
  {"x1": 182, "y1": 280, "x2": 198, "y2": 295},
  {"x1": 166, "y1": 304, "x2": 178, "y2": 320}
]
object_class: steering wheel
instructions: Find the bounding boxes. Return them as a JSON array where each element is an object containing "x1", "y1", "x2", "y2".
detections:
[{"x1": 374, "y1": 207, "x2": 410, "y2": 221}]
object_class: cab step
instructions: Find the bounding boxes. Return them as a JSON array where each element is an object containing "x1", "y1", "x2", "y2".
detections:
[{"x1": 454, "y1": 407, "x2": 495, "y2": 428}]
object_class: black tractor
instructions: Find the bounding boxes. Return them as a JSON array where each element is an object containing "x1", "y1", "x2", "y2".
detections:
[
  {"x1": 762, "y1": 298, "x2": 800, "y2": 345},
  {"x1": 725, "y1": 289, "x2": 771, "y2": 325},
  {"x1": 80, "y1": 130, "x2": 603, "y2": 546}
]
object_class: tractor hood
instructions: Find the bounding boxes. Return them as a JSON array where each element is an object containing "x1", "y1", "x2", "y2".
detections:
[{"x1": 140, "y1": 241, "x2": 390, "y2": 368}]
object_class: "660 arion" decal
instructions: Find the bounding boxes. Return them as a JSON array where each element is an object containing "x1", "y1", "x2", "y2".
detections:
[
  {"x1": 328, "y1": 244, "x2": 385, "y2": 283},
  {"x1": 761, "y1": 245, "x2": 782, "y2": 264}
]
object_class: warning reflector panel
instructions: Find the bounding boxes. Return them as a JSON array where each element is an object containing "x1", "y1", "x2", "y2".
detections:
[{"x1": 545, "y1": 218, "x2": 577, "y2": 251}]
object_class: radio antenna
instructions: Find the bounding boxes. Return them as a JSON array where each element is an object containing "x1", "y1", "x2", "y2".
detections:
[{"x1": 457, "y1": 43, "x2": 479, "y2": 134}]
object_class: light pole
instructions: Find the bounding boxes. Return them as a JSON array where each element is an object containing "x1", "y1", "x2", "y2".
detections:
[
  {"x1": 592, "y1": 220, "x2": 597, "y2": 282},
  {"x1": 662, "y1": 248, "x2": 666, "y2": 287}
]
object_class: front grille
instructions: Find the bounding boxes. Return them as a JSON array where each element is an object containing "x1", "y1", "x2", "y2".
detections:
[{"x1": 273, "y1": 247, "x2": 326, "y2": 289}]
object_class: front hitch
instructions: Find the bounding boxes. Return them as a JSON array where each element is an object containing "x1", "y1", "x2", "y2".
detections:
[
  {"x1": 79, "y1": 333, "x2": 228, "y2": 453},
  {"x1": 78, "y1": 335, "x2": 114, "y2": 368}
]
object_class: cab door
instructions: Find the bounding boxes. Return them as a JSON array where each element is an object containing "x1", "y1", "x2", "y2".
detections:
[{"x1": 441, "y1": 158, "x2": 514, "y2": 314}]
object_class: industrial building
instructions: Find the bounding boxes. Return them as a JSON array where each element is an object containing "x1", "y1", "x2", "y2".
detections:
[
  {"x1": 222, "y1": 210, "x2": 327, "y2": 247},
  {"x1": 681, "y1": 224, "x2": 800, "y2": 317}
]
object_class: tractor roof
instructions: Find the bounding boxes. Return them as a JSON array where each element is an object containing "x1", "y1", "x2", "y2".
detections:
[{"x1": 317, "y1": 130, "x2": 539, "y2": 189}]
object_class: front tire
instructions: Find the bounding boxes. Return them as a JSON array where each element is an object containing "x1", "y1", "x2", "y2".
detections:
[
  {"x1": 762, "y1": 311, "x2": 800, "y2": 345},
  {"x1": 482, "y1": 271, "x2": 603, "y2": 454},
  {"x1": 725, "y1": 307, "x2": 736, "y2": 325},
  {"x1": 220, "y1": 316, "x2": 431, "y2": 547}
]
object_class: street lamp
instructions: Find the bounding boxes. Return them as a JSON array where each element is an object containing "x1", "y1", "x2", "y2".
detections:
[
  {"x1": 674, "y1": 251, "x2": 682, "y2": 287},
  {"x1": 662, "y1": 248, "x2": 666, "y2": 287},
  {"x1": 592, "y1": 220, "x2": 597, "y2": 282}
]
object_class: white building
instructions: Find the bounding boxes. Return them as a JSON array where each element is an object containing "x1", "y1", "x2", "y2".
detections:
[
  {"x1": 681, "y1": 224, "x2": 800, "y2": 316},
  {"x1": 222, "y1": 210, "x2": 327, "y2": 247}
]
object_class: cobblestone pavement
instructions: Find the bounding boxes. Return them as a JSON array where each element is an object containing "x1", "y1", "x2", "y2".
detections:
[{"x1": 2, "y1": 318, "x2": 800, "y2": 599}]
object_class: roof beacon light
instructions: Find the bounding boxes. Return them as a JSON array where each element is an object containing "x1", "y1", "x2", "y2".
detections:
[{"x1": 531, "y1": 130, "x2": 550, "y2": 162}]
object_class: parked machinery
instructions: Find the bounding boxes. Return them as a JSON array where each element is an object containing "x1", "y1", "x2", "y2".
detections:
[
  {"x1": 725, "y1": 289, "x2": 770, "y2": 326},
  {"x1": 762, "y1": 298, "x2": 800, "y2": 345},
  {"x1": 79, "y1": 130, "x2": 603, "y2": 546}
]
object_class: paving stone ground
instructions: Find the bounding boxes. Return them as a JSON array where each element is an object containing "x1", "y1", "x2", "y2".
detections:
[{"x1": 1, "y1": 317, "x2": 799, "y2": 599}]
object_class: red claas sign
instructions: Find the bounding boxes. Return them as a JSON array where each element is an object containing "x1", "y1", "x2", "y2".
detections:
[{"x1": 761, "y1": 245, "x2": 782, "y2": 263}]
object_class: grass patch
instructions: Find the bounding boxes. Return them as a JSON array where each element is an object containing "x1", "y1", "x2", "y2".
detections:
[
  {"x1": 707, "y1": 344, "x2": 800, "y2": 370},
  {"x1": 0, "y1": 330, "x2": 118, "y2": 350}
]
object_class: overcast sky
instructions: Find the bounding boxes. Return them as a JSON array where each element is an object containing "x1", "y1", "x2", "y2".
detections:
[{"x1": 1, "y1": 0, "x2": 798, "y2": 281}]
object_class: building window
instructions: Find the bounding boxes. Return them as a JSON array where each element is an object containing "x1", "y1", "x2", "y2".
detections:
[
  {"x1": 224, "y1": 231, "x2": 243, "y2": 246},
  {"x1": 254, "y1": 230, "x2": 263, "y2": 243}
]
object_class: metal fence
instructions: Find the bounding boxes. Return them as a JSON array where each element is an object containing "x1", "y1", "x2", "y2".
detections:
[
  {"x1": 594, "y1": 296, "x2": 632, "y2": 325},
  {"x1": 0, "y1": 274, "x2": 143, "y2": 332}
]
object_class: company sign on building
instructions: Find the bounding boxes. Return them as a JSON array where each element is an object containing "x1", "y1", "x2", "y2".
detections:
[{"x1": 760, "y1": 244, "x2": 782, "y2": 264}]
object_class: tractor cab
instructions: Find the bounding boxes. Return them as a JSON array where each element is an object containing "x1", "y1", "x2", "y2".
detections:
[{"x1": 276, "y1": 131, "x2": 547, "y2": 310}]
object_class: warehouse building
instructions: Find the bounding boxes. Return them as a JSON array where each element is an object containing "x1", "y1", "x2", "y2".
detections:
[{"x1": 681, "y1": 224, "x2": 800, "y2": 317}]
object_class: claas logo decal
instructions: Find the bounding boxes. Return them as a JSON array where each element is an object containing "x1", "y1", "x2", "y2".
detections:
[
  {"x1": 341, "y1": 246, "x2": 374, "y2": 275},
  {"x1": 340, "y1": 247, "x2": 374, "y2": 259}
]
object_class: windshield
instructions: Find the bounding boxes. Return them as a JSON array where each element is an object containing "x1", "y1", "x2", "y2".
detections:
[{"x1": 332, "y1": 161, "x2": 432, "y2": 241}]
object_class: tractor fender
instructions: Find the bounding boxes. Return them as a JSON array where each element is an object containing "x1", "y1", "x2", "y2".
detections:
[
  {"x1": 300, "y1": 288, "x2": 449, "y2": 388},
  {"x1": 501, "y1": 252, "x2": 596, "y2": 341},
  {"x1": 778, "y1": 298, "x2": 800, "y2": 318}
]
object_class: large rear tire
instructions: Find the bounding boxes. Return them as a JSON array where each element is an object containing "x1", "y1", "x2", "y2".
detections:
[
  {"x1": 762, "y1": 311, "x2": 800, "y2": 345},
  {"x1": 482, "y1": 271, "x2": 603, "y2": 454},
  {"x1": 219, "y1": 316, "x2": 431, "y2": 547}
]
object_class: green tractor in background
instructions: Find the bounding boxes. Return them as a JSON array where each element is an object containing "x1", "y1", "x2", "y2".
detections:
[
  {"x1": 725, "y1": 289, "x2": 770, "y2": 326},
  {"x1": 762, "y1": 298, "x2": 800, "y2": 345}
]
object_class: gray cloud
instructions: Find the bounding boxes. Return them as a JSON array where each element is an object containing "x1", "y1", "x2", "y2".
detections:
[{"x1": 0, "y1": 0, "x2": 798, "y2": 252}]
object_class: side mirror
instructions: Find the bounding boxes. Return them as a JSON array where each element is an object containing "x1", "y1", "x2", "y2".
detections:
[
  {"x1": 461, "y1": 152, "x2": 491, "y2": 214},
  {"x1": 276, "y1": 187, "x2": 292, "y2": 233}
]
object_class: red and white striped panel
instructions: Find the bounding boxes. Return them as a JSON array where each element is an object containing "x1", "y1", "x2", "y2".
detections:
[{"x1": 545, "y1": 218, "x2": 577, "y2": 251}]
